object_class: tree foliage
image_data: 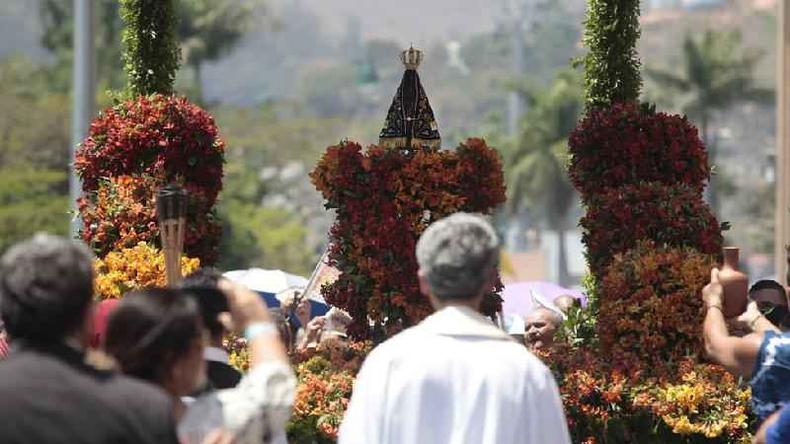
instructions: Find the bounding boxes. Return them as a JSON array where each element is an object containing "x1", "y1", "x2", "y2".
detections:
[
  {"x1": 0, "y1": 169, "x2": 69, "y2": 254},
  {"x1": 645, "y1": 30, "x2": 771, "y2": 144},
  {"x1": 39, "y1": 0, "x2": 253, "y2": 98},
  {"x1": 582, "y1": 0, "x2": 642, "y2": 109},
  {"x1": 507, "y1": 69, "x2": 581, "y2": 223},
  {"x1": 120, "y1": 0, "x2": 181, "y2": 96},
  {"x1": 506, "y1": 69, "x2": 583, "y2": 284},
  {"x1": 178, "y1": 0, "x2": 256, "y2": 69},
  {"x1": 645, "y1": 30, "x2": 771, "y2": 214}
]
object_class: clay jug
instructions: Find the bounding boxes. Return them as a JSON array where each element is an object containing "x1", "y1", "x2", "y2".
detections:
[{"x1": 719, "y1": 247, "x2": 748, "y2": 318}]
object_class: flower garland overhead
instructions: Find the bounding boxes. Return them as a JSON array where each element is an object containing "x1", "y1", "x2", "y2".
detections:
[{"x1": 311, "y1": 138, "x2": 506, "y2": 338}]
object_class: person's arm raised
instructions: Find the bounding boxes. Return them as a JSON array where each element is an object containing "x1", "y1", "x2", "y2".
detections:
[
  {"x1": 702, "y1": 268, "x2": 762, "y2": 378},
  {"x1": 218, "y1": 279, "x2": 288, "y2": 366}
]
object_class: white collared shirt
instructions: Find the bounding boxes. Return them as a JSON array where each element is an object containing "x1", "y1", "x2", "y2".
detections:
[
  {"x1": 339, "y1": 305, "x2": 571, "y2": 444},
  {"x1": 203, "y1": 346, "x2": 229, "y2": 364}
]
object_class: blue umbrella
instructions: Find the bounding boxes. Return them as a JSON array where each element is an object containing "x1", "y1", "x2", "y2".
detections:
[{"x1": 222, "y1": 268, "x2": 329, "y2": 319}]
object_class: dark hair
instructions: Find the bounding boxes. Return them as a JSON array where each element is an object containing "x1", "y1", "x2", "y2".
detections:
[
  {"x1": 0, "y1": 234, "x2": 94, "y2": 343},
  {"x1": 179, "y1": 268, "x2": 227, "y2": 339},
  {"x1": 750, "y1": 280, "x2": 788, "y2": 301},
  {"x1": 104, "y1": 288, "x2": 202, "y2": 384},
  {"x1": 180, "y1": 267, "x2": 223, "y2": 288}
]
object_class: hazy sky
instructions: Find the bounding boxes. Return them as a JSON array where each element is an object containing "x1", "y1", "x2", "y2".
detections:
[{"x1": 267, "y1": 0, "x2": 507, "y2": 47}]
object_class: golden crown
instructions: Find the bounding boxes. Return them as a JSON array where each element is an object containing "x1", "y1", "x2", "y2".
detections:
[{"x1": 400, "y1": 46, "x2": 423, "y2": 70}]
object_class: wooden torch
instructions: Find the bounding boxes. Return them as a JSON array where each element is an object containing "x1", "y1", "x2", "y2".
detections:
[{"x1": 157, "y1": 183, "x2": 188, "y2": 287}]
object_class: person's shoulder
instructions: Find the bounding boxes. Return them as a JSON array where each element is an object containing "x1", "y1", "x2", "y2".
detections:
[
  {"x1": 355, "y1": 327, "x2": 423, "y2": 367},
  {"x1": 207, "y1": 361, "x2": 242, "y2": 389}
]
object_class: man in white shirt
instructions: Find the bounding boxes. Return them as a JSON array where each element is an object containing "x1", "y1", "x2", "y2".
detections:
[{"x1": 339, "y1": 213, "x2": 572, "y2": 444}]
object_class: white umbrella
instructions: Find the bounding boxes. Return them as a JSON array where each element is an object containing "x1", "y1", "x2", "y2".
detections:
[{"x1": 223, "y1": 268, "x2": 308, "y2": 295}]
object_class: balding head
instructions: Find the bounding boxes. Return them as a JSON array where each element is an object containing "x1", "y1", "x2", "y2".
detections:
[{"x1": 524, "y1": 307, "x2": 561, "y2": 350}]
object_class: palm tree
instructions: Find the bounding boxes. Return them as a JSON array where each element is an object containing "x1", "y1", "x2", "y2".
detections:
[
  {"x1": 507, "y1": 69, "x2": 583, "y2": 286},
  {"x1": 646, "y1": 30, "x2": 771, "y2": 213}
]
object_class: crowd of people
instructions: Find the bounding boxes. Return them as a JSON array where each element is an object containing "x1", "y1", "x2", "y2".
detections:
[{"x1": 2, "y1": 213, "x2": 790, "y2": 443}]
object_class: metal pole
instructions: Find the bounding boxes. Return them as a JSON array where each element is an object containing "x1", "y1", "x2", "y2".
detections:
[
  {"x1": 70, "y1": 0, "x2": 96, "y2": 238},
  {"x1": 776, "y1": 0, "x2": 790, "y2": 284}
]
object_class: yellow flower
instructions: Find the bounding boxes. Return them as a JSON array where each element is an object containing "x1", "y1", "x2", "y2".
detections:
[{"x1": 94, "y1": 242, "x2": 200, "y2": 299}]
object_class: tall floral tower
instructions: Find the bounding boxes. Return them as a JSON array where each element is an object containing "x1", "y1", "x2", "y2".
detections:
[
  {"x1": 544, "y1": 0, "x2": 750, "y2": 442},
  {"x1": 311, "y1": 48, "x2": 506, "y2": 339},
  {"x1": 76, "y1": 0, "x2": 224, "y2": 267},
  {"x1": 75, "y1": 0, "x2": 223, "y2": 298}
]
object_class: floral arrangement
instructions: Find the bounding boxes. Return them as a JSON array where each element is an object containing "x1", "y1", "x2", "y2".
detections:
[
  {"x1": 568, "y1": 102, "x2": 710, "y2": 200},
  {"x1": 94, "y1": 242, "x2": 200, "y2": 300},
  {"x1": 78, "y1": 175, "x2": 222, "y2": 263},
  {"x1": 288, "y1": 357, "x2": 356, "y2": 443},
  {"x1": 287, "y1": 341, "x2": 372, "y2": 443},
  {"x1": 652, "y1": 361, "x2": 751, "y2": 441},
  {"x1": 597, "y1": 242, "x2": 717, "y2": 370},
  {"x1": 311, "y1": 138, "x2": 506, "y2": 338},
  {"x1": 75, "y1": 93, "x2": 225, "y2": 263},
  {"x1": 581, "y1": 182, "x2": 723, "y2": 275},
  {"x1": 538, "y1": 346, "x2": 753, "y2": 443},
  {"x1": 75, "y1": 94, "x2": 224, "y2": 198}
]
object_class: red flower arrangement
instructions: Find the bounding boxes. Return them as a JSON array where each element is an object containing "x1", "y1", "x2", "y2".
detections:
[
  {"x1": 555, "y1": 97, "x2": 739, "y2": 442},
  {"x1": 598, "y1": 242, "x2": 718, "y2": 370},
  {"x1": 76, "y1": 94, "x2": 225, "y2": 199},
  {"x1": 581, "y1": 182, "x2": 723, "y2": 275},
  {"x1": 78, "y1": 175, "x2": 222, "y2": 263},
  {"x1": 311, "y1": 138, "x2": 506, "y2": 339},
  {"x1": 568, "y1": 102, "x2": 710, "y2": 200},
  {"x1": 75, "y1": 94, "x2": 225, "y2": 263}
]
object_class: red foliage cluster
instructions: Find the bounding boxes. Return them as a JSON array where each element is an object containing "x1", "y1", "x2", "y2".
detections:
[
  {"x1": 311, "y1": 138, "x2": 506, "y2": 339},
  {"x1": 75, "y1": 94, "x2": 225, "y2": 263},
  {"x1": 568, "y1": 102, "x2": 710, "y2": 200},
  {"x1": 580, "y1": 181, "x2": 723, "y2": 274},
  {"x1": 597, "y1": 242, "x2": 718, "y2": 369},
  {"x1": 78, "y1": 175, "x2": 222, "y2": 263}
]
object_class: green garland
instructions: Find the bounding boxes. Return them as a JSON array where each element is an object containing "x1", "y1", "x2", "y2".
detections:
[
  {"x1": 582, "y1": 0, "x2": 642, "y2": 109},
  {"x1": 120, "y1": 0, "x2": 181, "y2": 96}
]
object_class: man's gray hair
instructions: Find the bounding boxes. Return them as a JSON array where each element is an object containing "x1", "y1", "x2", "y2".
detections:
[
  {"x1": 416, "y1": 212, "x2": 500, "y2": 300},
  {"x1": 0, "y1": 233, "x2": 96, "y2": 342}
]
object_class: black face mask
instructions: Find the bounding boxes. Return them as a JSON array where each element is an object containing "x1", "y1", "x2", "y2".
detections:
[{"x1": 758, "y1": 302, "x2": 790, "y2": 328}]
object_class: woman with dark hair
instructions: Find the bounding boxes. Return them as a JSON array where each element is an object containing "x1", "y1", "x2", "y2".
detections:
[
  {"x1": 105, "y1": 283, "x2": 295, "y2": 444},
  {"x1": 105, "y1": 288, "x2": 207, "y2": 417}
]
